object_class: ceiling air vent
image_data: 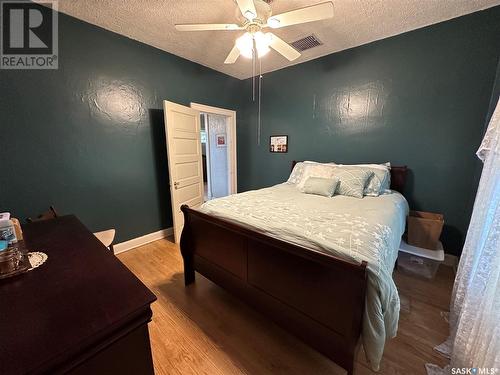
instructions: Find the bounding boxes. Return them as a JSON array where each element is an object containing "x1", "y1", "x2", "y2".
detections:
[{"x1": 290, "y1": 34, "x2": 323, "y2": 52}]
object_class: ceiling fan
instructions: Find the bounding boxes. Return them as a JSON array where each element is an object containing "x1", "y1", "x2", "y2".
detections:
[{"x1": 175, "y1": 0, "x2": 334, "y2": 64}]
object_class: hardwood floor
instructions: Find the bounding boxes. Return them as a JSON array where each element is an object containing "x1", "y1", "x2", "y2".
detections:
[{"x1": 117, "y1": 239, "x2": 453, "y2": 375}]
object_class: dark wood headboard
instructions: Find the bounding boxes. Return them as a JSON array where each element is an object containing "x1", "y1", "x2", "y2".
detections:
[{"x1": 291, "y1": 161, "x2": 408, "y2": 194}]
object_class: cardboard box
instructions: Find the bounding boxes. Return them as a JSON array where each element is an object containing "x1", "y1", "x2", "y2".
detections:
[{"x1": 407, "y1": 210, "x2": 444, "y2": 250}]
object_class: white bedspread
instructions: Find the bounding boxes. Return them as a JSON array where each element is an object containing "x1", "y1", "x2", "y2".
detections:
[{"x1": 199, "y1": 183, "x2": 409, "y2": 370}]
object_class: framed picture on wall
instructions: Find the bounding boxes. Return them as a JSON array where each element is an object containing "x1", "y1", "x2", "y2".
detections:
[
  {"x1": 216, "y1": 134, "x2": 226, "y2": 147},
  {"x1": 270, "y1": 135, "x2": 288, "y2": 153}
]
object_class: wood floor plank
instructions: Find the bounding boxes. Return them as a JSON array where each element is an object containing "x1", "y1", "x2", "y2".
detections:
[{"x1": 118, "y1": 239, "x2": 453, "y2": 375}]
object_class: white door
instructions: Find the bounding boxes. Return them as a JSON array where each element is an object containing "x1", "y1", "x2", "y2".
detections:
[{"x1": 163, "y1": 101, "x2": 203, "y2": 243}]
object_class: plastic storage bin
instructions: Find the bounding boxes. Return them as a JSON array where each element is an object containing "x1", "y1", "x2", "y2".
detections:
[{"x1": 398, "y1": 240, "x2": 444, "y2": 279}]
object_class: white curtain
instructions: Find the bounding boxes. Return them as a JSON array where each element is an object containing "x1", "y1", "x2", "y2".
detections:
[{"x1": 427, "y1": 99, "x2": 500, "y2": 374}]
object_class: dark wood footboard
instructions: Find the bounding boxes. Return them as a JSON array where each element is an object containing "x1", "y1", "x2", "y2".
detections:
[{"x1": 180, "y1": 205, "x2": 368, "y2": 375}]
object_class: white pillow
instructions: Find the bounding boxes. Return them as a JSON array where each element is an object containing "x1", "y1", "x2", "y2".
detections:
[
  {"x1": 336, "y1": 162, "x2": 390, "y2": 169},
  {"x1": 287, "y1": 162, "x2": 306, "y2": 184},
  {"x1": 304, "y1": 160, "x2": 337, "y2": 165},
  {"x1": 297, "y1": 164, "x2": 337, "y2": 190},
  {"x1": 287, "y1": 161, "x2": 337, "y2": 185}
]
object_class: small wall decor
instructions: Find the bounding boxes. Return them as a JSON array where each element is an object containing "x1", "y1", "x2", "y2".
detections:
[
  {"x1": 216, "y1": 134, "x2": 226, "y2": 147},
  {"x1": 270, "y1": 135, "x2": 288, "y2": 153}
]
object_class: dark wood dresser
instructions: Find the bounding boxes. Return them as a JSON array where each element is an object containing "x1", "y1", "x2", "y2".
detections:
[{"x1": 0, "y1": 216, "x2": 157, "y2": 374}]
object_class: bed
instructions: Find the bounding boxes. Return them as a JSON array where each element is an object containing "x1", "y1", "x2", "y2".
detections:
[{"x1": 179, "y1": 162, "x2": 408, "y2": 374}]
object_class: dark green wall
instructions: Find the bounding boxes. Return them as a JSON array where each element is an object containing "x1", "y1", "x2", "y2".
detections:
[
  {"x1": 1, "y1": 6, "x2": 499, "y2": 253},
  {"x1": 0, "y1": 12, "x2": 241, "y2": 242},
  {"x1": 237, "y1": 6, "x2": 500, "y2": 255},
  {"x1": 486, "y1": 56, "x2": 500, "y2": 121}
]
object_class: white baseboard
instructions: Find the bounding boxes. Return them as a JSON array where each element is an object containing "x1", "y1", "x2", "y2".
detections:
[{"x1": 114, "y1": 227, "x2": 173, "y2": 255}]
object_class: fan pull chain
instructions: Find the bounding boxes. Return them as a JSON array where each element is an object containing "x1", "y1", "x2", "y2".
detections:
[
  {"x1": 257, "y1": 57, "x2": 262, "y2": 146},
  {"x1": 252, "y1": 43, "x2": 256, "y2": 102}
]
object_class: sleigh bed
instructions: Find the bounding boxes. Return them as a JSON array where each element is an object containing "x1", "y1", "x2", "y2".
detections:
[{"x1": 179, "y1": 162, "x2": 408, "y2": 375}]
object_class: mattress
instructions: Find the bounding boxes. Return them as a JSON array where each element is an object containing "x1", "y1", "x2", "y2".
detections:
[{"x1": 199, "y1": 183, "x2": 409, "y2": 371}]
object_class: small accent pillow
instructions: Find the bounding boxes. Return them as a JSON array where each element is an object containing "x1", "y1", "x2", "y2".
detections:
[
  {"x1": 333, "y1": 168, "x2": 374, "y2": 198},
  {"x1": 297, "y1": 164, "x2": 337, "y2": 190},
  {"x1": 303, "y1": 177, "x2": 339, "y2": 197}
]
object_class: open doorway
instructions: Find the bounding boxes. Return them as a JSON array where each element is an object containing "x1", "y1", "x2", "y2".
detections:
[{"x1": 191, "y1": 103, "x2": 237, "y2": 201}]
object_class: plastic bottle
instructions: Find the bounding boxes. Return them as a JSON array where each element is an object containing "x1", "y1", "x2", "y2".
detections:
[{"x1": 0, "y1": 220, "x2": 18, "y2": 244}]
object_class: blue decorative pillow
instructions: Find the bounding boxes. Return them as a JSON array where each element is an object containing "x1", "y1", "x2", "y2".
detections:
[
  {"x1": 336, "y1": 163, "x2": 391, "y2": 196},
  {"x1": 303, "y1": 177, "x2": 339, "y2": 197},
  {"x1": 333, "y1": 168, "x2": 374, "y2": 198}
]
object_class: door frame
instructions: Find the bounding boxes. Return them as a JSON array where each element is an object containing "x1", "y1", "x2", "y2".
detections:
[
  {"x1": 190, "y1": 103, "x2": 237, "y2": 195},
  {"x1": 201, "y1": 113, "x2": 212, "y2": 200}
]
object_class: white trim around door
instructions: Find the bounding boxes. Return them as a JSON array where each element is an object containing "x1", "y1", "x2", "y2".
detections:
[{"x1": 190, "y1": 103, "x2": 237, "y2": 195}]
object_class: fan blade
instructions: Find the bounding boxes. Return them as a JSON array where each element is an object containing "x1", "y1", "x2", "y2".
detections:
[
  {"x1": 224, "y1": 45, "x2": 240, "y2": 64},
  {"x1": 267, "y1": 1, "x2": 333, "y2": 28},
  {"x1": 236, "y1": 0, "x2": 257, "y2": 21},
  {"x1": 175, "y1": 23, "x2": 242, "y2": 31},
  {"x1": 268, "y1": 33, "x2": 300, "y2": 61}
]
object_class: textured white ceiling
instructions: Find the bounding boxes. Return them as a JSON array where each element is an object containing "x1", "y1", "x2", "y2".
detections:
[{"x1": 51, "y1": 0, "x2": 500, "y2": 79}]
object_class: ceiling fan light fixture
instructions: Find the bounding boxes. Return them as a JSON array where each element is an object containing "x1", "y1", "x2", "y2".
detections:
[
  {"x1": 177, "y1": 1, "x2": 334, "y2": 64},
  {"x1": 267, "y1": 17, "x2": 280, "y2": 28},
  {"x1": 256, "y1": 45, "x2": 270, "y2": 57},
  {"x1": 254, "y1": 31, "x2": 271, "y2": 57},
  {"x1": 236, "y1": 32, "x2": 254, "y2": 58},
  {"x1": 236, "y1": 32, "x2": 273, "y2": 59}
]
